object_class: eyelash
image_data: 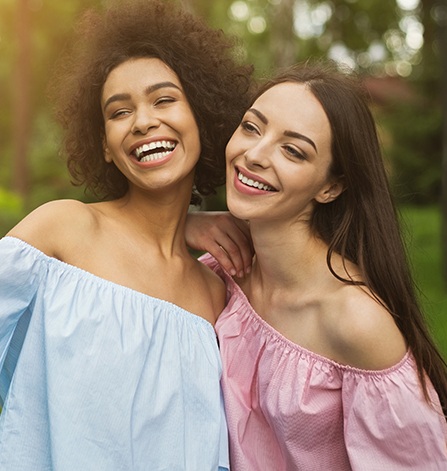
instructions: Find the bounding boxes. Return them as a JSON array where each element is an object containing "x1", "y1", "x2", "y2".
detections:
[
  {"x1": 154, "y1": 96, "x2": 176, "y2": 106},
  {"x1": 109, "y1": 96, "x2": 177, "y2": 119},
  {"x1": 283, "y1": 145, "x2": 306, "y2": 161},
  {"x1": 241, "y1": 121, "x2": 259, "y2": 134},
  {"x1": 110, "y1": 109, "x2": 130, "y2": 119}
]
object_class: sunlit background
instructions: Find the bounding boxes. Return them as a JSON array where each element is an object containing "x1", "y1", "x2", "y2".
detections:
[
  {"x1": 230, "y1": 0, "x2": 426, "y2": 76},
  {"x1": 1, "y1": 0, "x2": 445, "y2": 205}
]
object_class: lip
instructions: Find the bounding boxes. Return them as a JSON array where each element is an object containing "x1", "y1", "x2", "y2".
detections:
[{"x1": 232, "y1": 166, "x2": 277, "y2": 194}]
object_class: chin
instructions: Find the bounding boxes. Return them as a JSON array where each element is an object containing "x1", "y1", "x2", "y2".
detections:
[{"x1": 226, "y1": 199, "x2": 250, "y2": 221}]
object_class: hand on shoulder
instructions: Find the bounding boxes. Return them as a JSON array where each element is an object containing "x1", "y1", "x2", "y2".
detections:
[
  {"x1": 6, "y1": 199, "x2": 97, "y2": 260},
  {"x1": 185, "y1": 211, "x2": 254, "y2": 278},
  {"x1": 325, "y1": 285, "x2": 407, "y2": 370}
]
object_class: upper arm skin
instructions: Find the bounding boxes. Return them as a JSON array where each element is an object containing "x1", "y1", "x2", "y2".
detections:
[{"x1": 6, "y1": 200, "x2": 95, "y2": 260}]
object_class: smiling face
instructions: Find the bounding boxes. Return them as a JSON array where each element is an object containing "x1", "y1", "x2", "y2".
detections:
[
  {"x1": 225, "y1": 82, "x2": 343, "y2": 225},
  {"x1": 101, "y1": 57, "x2": 201, "y2": 196}
]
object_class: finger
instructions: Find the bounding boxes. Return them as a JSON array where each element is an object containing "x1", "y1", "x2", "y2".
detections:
[
  {"x1": 217, "y1": 231, "x2": 253, "y2": 277},
  {"x1": 209, "y1": 241, "x2": 238, "y2": 276}
]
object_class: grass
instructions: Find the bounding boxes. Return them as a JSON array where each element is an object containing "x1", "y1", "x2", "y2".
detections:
[{"x1": 400, "y1": 205, "x2": 447, "y2": 358}]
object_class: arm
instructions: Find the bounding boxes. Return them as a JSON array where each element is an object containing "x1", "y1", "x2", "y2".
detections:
[
  {"x1": 342, "y1": 359, "x2": 447, "y2": 469},
  {"x1": 328, "y1": 290, "x2": 447, "y2": 468},
  {"x1": 185, "y1": 211, "x2": 254, "y2": 277},
  {"x1": 0, "y1": 236, "x2": 43, "y2": 403},
  {"x1": 0, "y1": 200, "x2": 92, "y2": 384}
]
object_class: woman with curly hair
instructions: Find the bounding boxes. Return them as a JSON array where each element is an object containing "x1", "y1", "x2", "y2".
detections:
[{"x1": 0, "y1": 0, "x2": 252, "y2": 468}]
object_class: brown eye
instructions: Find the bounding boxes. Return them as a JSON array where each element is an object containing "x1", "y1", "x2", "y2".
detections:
[
  {"x1": 111, "y1": 109, "x2": 131, "y2": 119},
  {"x1": 241, "y1": 121, "x2": 259, "y2": 134},
  {"x1": 283, "y1": 145, "x2": 306, "y2": 161},
  {"x1": 154, "y1": 96, "x2": 176, "y2": 106}
]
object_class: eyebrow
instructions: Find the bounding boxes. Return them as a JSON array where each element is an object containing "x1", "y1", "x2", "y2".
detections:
[
  {"x1": 247, "y1": 107, "x2": 318, "y2": 153},
  {"x1": 103, "y1": 81, "x2": 182, "y2": 112}
]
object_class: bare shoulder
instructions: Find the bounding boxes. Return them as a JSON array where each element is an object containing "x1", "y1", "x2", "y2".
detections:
[
  {"x1": 323, "y1": 284, "x2": 407, "y2": 370},
  {"x1": 7, "y1": 199, "x2": 98, "y2": 258}
]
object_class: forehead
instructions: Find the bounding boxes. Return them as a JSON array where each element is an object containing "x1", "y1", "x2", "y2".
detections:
[
  {"x1": 253, "y1": 82, "x2": 331, "y2": 140},
  {"x1": 102, "y1": 57, "x2": 182, "y2": 98}
]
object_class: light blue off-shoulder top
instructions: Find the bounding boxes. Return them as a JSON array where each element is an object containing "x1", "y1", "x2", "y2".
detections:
[{"x1": 0, "y1": 236, "x2": 229, "y2": 470}]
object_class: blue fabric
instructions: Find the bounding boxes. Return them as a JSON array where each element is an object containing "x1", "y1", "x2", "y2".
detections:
[{"x1": 0, "y1": 236, "x2": 229, "y2": 470}]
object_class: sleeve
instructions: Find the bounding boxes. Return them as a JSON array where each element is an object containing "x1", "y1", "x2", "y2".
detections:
[
  {"x1": 0, "y1": 237, "x2": 42, "y2": 402},
  {"x1": 342, "y1": 356, "x2": 447, "y2": 470},
  {"x1": 199, "y1": 252, "x2": 228, "y2": 279},
  {"x1": 198, "y1": 252, "x2": 218, "y2": 270}
]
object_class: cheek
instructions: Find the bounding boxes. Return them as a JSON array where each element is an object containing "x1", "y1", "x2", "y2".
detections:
[
  {"x1": 225, "y1": 140, "x2": 233, "y2": 162},
  {"x1": 225, "y1": 136, "x2": 240, "y2": 165},
  {"x1": 103, "y1": 121, "x2": 121, "y2": 145},
  {"x1": 186, "y1": 116, "x2": 201, "y2": 154},
  {"x1": 190, "y1": 130, "x2": 201, "y2": 154}
]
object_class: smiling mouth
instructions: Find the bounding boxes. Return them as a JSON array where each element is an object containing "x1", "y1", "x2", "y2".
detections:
[
  {"x1": 133, "y1": 140, "x2": 177, "y2": 162},
  {"x1": 237, "y1": 171, "x2": 277, "y2": 192}
]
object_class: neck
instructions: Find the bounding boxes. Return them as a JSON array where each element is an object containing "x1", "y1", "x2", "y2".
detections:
[
  {"x1": 102, "y1": 184, "x2": 193, "y2": 258},
  {"x1": 247, "y1": 218, "x2": 361, "y2": 297},
  {"x1": 248, "y1": 219, "x2": 332, "y2": 292}
]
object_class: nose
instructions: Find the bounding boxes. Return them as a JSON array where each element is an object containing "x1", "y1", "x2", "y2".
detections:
[
  {"x1": 131, "y1": 106, "x2": 160, "y2": 135},
  {"x1": 244, "y1": 140, "x2": 271, "y2": 169}
]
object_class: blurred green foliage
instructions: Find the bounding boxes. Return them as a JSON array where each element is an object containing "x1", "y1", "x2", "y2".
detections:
[
  {"x1": 401, "y1": 205, "x2": 447, "y2": 356},
  {"x1": 0, "y1": 187, "x2": 24, "y2": 235},
  {"x1": 382, "y1": 103, "x2": 442, "y2": 204}
]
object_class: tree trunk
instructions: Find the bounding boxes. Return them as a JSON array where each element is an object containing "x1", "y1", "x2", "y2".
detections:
[
  {"x1": 12, "y1": 0, "x2": 32, "y2": 200},
  {"x1": 270, "y1": 0, "x2": 296, "y2": 69}
]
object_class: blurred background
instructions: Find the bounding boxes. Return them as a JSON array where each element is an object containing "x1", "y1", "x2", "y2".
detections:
[{"x1": 0, "y1": 0, "x2": 446, "y2": 353}]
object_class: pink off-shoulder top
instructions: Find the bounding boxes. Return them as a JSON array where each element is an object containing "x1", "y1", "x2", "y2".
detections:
[{"x1": 201, "y1": 254, "x2": 447, "y2": 471}]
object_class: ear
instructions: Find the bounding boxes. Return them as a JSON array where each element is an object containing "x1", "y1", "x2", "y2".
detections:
[
  {"x1": 315, "y1": 177, "x2": 345, "y2": 204},
  {"x1": 103, "y1": 137, "x2": 113, "y2": 163}
]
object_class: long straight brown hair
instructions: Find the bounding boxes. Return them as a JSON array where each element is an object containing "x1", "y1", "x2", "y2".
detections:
[{"x1": 255, "y1": 60, "x2": 447, "y2": 418}]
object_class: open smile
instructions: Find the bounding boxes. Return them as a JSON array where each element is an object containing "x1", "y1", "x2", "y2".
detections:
[
  {"x1": 133, "y1": 140, "x2": 177, "y2": 162},
  {"x1": 236, "y1": 169, "x2": 277, "y2": 192}
]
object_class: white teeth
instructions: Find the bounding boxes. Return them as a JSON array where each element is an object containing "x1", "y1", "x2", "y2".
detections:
[
  {"x1": 238, "y1": 172, "x2": 275, "y2": 191},
  {"x1": 140, "y1": 150, "x2": 172, "y2": 163},
  {"x1": 134, "y1": 141, "x2": 176, "y2": 159}
]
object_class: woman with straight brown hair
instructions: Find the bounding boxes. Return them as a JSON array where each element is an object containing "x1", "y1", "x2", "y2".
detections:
[{"x1": 190, "y1": 60, "x2": 447, "y2": 469}]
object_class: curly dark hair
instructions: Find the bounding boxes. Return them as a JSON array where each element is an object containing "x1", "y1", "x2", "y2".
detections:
[{"x1": 51, "y1": 0, "x2": 253, "y2": 205}]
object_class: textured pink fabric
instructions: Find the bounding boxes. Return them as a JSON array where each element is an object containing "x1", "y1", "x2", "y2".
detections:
[{"x1": 202, "y1": 254, "x2": 447, "y2": 471}]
